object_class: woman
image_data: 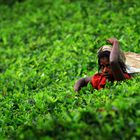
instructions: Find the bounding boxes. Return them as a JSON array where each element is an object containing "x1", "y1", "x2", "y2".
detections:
[{"x1": 74, "y1": 38, "x2": 134, "y2": 92}]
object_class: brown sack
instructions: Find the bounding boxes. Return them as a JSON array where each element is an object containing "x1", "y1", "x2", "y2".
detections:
[{"x1": 125, "y1": 52, "x2": 140, "y2": 69}]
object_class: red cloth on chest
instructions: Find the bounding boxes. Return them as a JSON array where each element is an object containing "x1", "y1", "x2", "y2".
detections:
[{"x1": 91, "y1": 73, "x2": 131, "y2": 90}]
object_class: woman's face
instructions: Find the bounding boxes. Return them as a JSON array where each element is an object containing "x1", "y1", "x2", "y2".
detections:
[{"x1": 100, "y1": 57, "x2": 113, "y2": 78}]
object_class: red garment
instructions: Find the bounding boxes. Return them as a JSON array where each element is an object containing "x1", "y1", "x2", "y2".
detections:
[{"x1": 91, "y1": 73, "x2": 131, "y2": 90}]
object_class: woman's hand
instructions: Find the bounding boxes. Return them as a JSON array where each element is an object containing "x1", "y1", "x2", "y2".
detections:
[
  {"x1": 74, "y1": 82, "x2": 81, "y2": 92},
  {"x1": 74, "y1": 77, "x2": 91, "y2": 92},
  {"x1": 106, "y1": 38, "x2": 119, "y2": 45},
  {"x1": 74, "y1": 78, "x2": 84, "y2": 92}
]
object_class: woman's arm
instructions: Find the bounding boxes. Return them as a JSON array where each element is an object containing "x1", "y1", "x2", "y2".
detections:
[
  {"x1": 74, "y1": 77, "x2": 92, "y2": 92},
  {"x1": 107, "y1": 38, "x2": 125, "y2": 81}
]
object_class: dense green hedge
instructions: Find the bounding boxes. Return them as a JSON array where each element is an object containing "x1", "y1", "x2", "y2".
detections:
[
  {"x1": 0, "y1": 0, "x2": 140, "y2": 139},
  {"x1": 0, "y1": 0, "x2": 25, "y2": 6}
]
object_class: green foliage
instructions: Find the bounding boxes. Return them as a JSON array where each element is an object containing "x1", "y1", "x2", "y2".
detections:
[
  {"x1": 0, "y1": 0, "x2": 140, "y2": 139},
  {"x1": 0, "y1": 0, "x2": 25, "y2": 6}
]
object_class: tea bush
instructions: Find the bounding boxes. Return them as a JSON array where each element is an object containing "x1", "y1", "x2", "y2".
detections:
[{"x1": 0, "y1": 0, "x2": 140, "y2": 139}]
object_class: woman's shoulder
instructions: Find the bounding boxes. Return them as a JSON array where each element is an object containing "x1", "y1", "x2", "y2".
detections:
[
  {"x1": 92, "y1": 73, "x2": 104, "y2": 80},
  {"x1": 91, "y1": 73, "x2": 107, "y2": 90},
  {"x1": 92, "y1": 73, "x2": 102, "y2": 78}
]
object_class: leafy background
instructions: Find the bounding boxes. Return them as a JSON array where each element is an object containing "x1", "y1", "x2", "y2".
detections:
[{"x1": 0, "y1": 0, "x2": 140, "y2": 139}]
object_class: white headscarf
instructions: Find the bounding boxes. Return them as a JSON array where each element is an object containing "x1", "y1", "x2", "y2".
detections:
[{"x1": 97, "y1": 45, "x2": 126, "y2": 64}]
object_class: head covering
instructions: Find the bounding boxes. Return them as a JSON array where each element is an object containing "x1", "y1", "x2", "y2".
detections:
[
  {"x1": 97, "y1": 45, "x2": 112, "y2": 53},
  {"x1": 97, "y1": 45, "x2": 126, "y2": 64}
]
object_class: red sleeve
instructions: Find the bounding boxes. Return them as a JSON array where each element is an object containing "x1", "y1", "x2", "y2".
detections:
[{"x1": 124, "y1": 73, "x2": 131, "y2": 79}]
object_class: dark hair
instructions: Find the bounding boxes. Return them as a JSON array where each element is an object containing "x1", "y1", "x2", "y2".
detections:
[{"x1": 98, "y1": 51, "x2": 127, "y2": 73}]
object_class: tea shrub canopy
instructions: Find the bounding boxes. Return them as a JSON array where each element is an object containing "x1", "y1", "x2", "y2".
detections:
[{"x1": 0, "y1": 0, "x2": 140, "y2": 139}]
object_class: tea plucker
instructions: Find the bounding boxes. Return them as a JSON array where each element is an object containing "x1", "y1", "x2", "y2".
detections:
[{"x1": 74, "y1": 38, "x2": 140, "y2": 91}]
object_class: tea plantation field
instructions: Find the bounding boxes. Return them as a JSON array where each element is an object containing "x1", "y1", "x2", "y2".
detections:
[{"x1": 0, "y1": 0, "x2": 140, "y2": 139}]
